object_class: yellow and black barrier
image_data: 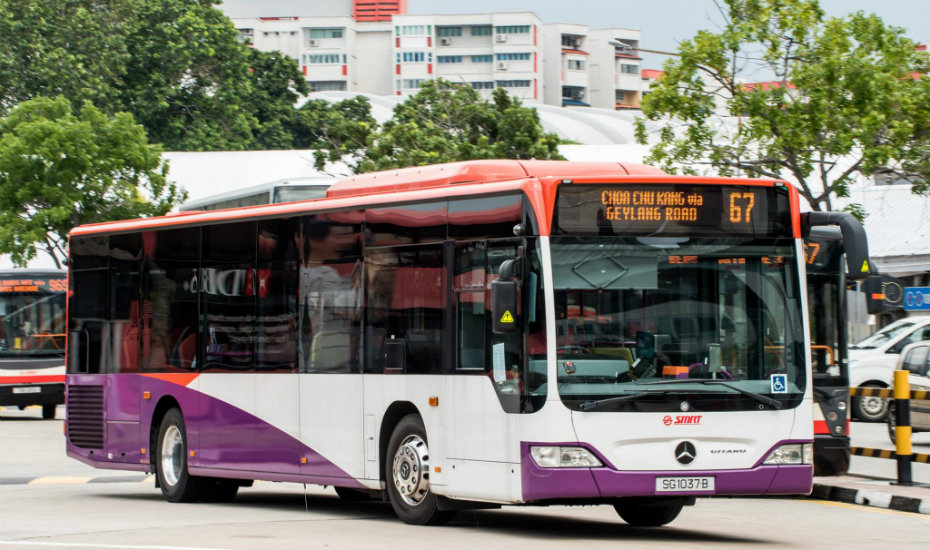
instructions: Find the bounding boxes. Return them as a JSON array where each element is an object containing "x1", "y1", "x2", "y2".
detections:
[
  {"x1": 849, "y1": 386, "x2": 930, "y2": 400},
  {"x1": 847, "y1": 371, "x2": 922, "y2": 485}
]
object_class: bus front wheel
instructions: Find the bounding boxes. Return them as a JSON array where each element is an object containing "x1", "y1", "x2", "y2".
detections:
[
  {"x1": 614, "y1": 499, "x2": 684, "y2": 527},
  {"x1": 155, "y1": 408, "x2": 203, "y2": 502},
  {"x1": 385, "y1": 414, "x2": 455, "y2": 525}
]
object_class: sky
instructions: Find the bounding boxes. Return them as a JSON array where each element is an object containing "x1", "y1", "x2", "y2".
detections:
[{"x1": 409, "y1": 0, "x2": 930, "y2": 71}]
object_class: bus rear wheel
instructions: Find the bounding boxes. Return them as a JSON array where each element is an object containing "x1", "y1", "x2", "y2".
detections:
[
  {"x1": 614, "y1": 499, "x2": 684, "y2": 527},
  {"x1": 385, "y1": 414, "x2": 455, "y2": 525},
  {"x1": 155, "y1": 408, "x2": 204, "y2": 502}
]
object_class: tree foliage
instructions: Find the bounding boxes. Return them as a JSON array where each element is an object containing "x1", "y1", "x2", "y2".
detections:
[
  {"x1": 635, "y1": 0, "x2": 930, "y2": 212},
  {"x1": 0, "y1": 97, "x2": 185, "y2": 267},
  {"x1": 0, "y1": 0, "x2": 309, "y2": 151},
  {"x1": 314, "y1": 80, "x2": 563, "y2": 174}
]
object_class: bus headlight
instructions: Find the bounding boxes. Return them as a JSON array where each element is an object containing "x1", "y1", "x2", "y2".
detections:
[
  {"x1": 530, "y1": 446, "x2": 603, "y2": 468},
  {"x1": 763, "y1": 443, "x2": 813, "y2": 465}
]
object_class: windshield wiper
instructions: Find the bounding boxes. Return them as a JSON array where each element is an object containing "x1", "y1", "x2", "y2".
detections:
[
  {"x1": 579, "y1": 388, "x2": 720, "y2": 411},
  {"x1": 641, "y1": 379, "x2": 783, "y2": 409}
]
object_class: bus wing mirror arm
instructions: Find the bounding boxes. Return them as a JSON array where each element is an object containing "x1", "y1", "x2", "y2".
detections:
[{"x1": 802, "y1": 211, "x2": 875, "y2": 281}]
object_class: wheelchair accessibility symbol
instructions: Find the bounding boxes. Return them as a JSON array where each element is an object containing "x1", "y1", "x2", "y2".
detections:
[{"x1": 770, "y1": 374, "x2": 788, "y2": 394}]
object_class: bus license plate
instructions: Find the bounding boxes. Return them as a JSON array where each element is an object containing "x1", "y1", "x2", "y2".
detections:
[
  {"x1": 655, "y1": 476, "x2": 714, "y2": 492},
  {"x1": 12, "y1": 386, "x2": 41, "y2": 394}
]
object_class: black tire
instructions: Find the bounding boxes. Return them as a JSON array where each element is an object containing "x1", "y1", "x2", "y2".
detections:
[
  {"x1": 41, "y1": 404, "x2": 56, "y2": 419},
  {"x1": 335, "y1": 486, "x2": 373, "y2": 501},
  {"x1": 854, "y1": 383, "x2": 889, "y2": 422},
  {"x1": 385, "y1": 414, "x2": 455, "y2": 525},
  {"x1": 614, "y1": 501, "x2": 683, "y2": 527},
  {"x1": 155, "y1": 408, "x2": 204, "y2": 502},
  {"x1": 886, "y1": 401, "x2": 897, "y2": 444}
]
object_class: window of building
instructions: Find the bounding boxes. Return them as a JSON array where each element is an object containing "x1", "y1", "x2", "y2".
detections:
[
  {"x1": 399, "y1": 79, "x2": 425, "y2": 89},
  {"x1": 471, "y1": 81, "x2": 495, "y2": 90},
  {"x1": 309, "y1": 81, "x2": 347, "y2": 92},
  {"x1": 471, "y1": 25, "x2": 493, "y2": 36},
  {"x1": 620, "y1": 63, "x2": 639, "y2": 75},
  {"x1": 495, "y1": 25, "x2": 531, "y2": 34},
  {"x1": 237, "y1": 28, "x2": 253, "y2": 44},
  {"x1": 567, "y1": 59, "x2": 584, "y2": 70},
  {"x1": 402, "y1": 51, "x2": 426, "y2": 63},
  {"x1": 496, "y1": 80, "x2": 531, "y2": 88},
  {"x1": 307, "y1": 28, "x2": 344, "y2": 40},
  {"x1": 496, "y1": 53, "x2": 531, "y2": 61},
  {"x1": 471, "y1": 54, "x2": 493, "y2": 63},
  {"x1": 304, "y1": 54, "x2": 343, "y2": 64},
  {"x1": 561, "y1": 35, "x2": 582, "y2": 48},
  {"x1": 438, "y1": 55, "x2": 463, "y2": 64},
  {"x1": 397, "y1": 24, "x2": 430, "y2": 36},
  {"x1": 615, "y1": 90, "x2": 626, "y2": 102},
  {"x1": 437, "y1": 26, "x2": 462, "y2": 37}
]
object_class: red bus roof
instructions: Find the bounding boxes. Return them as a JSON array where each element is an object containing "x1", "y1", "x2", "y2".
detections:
[{"x1": 70, "y1": 160, "x2": 799, "y2": 238}]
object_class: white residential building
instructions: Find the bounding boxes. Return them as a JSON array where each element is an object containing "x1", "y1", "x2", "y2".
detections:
[
  {"x1": 391, "y1": 13, "x2": 542, "y2": 102},
  {"x1": 229, "y1": 8, "x2": 646, "y2": 108}
]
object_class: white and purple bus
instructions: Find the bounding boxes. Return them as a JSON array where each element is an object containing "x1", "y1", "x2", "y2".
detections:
[{"x1": 66, "y1": 160, "x2": 871, "y2": 526}]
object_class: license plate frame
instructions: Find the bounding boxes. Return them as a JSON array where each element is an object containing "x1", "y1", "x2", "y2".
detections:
[
  {"x1": 655, "y1": 476, "x2": 715, "y2": 492},
  {"x1": 12, "y1": 386, "x2": 41, "y2": 394}
]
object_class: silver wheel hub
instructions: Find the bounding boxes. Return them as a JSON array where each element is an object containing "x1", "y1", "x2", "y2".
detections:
[
  {"x1": 392, "y1": 434, "x2": 430, "y2": 506},
  {"x1": 160, "y1": 425, "x2": 184, "y2": 488},
  {"x1": 862, "y1": 396, "x2": 886, "y2": 416}
]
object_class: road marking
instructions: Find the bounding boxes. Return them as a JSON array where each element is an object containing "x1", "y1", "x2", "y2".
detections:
[
  {"x1": 0, "y1": 542, "x2": 244, "y2": 550},
  {"x1": 807, "y1": 498, "x2": 930, "y2": 519},
  {"x1": 26, "y1": 477, "x2": 93, "y2": 485}
]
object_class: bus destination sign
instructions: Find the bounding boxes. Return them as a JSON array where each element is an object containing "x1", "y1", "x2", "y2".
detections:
[{"x1": 556, "y1": 184, "x2": 791, "y2": 237}]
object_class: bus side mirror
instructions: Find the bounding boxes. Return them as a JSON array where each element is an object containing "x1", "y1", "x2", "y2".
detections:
[
  {"x1": 803, "y1": 212, "x2": 875, "y2": 281},
  {"x1": 492, "y1": 259, "x2": 518, "y2": 334}
]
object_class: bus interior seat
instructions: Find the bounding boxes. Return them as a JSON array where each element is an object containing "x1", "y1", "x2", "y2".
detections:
[{"x1": 310, "y1": 329, "x2": 353, "y2": 371}]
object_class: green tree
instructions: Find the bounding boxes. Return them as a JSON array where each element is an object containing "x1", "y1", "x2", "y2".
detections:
[
  {"x1": 635, "y1": 0, "x2": 930, "y2": 213},
  {"x1": 322, "y1": 80, "x2": 562, "y2": 174},
  {"x1": 0, "y1": 0, "x2": 132, "y2": 113},
  {"x1": 0, "y1": 97, "x2": 185, "y2": 267},
  {"x1": 248, "y1": 49, "x2": 311, "y2": 149},
  {"x1": 119, "y1": 0, "x2": 257, "y2": 150}
]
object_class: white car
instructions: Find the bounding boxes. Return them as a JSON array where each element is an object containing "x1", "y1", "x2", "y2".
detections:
[
  {"x1": 848, "y1": 316, "x2": 930, "y2": 422},
  {"x1": 887, "y1": 341, "x2": 930, "y2": 443}
]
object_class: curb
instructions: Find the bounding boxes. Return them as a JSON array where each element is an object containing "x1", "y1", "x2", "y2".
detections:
[
  {"x1": 812, "y1": 483, "x2": 930, "y2": 515},
  {"x1": 0, "y1": 474, "x2": 153, "y2": 486}
]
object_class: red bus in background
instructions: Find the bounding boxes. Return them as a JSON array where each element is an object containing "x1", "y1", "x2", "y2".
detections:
[{"x1": 0, "y1": 270, "x2": 67, "y2": 419}]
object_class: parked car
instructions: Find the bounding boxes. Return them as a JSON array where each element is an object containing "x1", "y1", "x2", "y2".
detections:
[
  {"x1": 887, "y1": 341, "x2": 930, "y2": 443},
  {"x1": 848, "y1": 316, "x2": 930, "y2": 422}
]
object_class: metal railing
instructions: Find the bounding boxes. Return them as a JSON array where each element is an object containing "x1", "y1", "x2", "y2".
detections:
[{"x1": 849, "y1": 371, "x2": 929, "y2": 485}]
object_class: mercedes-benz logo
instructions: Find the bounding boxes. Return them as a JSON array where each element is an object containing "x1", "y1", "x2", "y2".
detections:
[{"x1": 675, "y1": 441, "x2": 697, "y2": 465}]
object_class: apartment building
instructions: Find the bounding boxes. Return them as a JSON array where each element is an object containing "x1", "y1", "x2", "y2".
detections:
[
  {"x1": 392, "y1": 13, "x2": 542, "y2": 102},
  {"x1": 226, "y1": 3, "x2": 643, "y2": 109}
]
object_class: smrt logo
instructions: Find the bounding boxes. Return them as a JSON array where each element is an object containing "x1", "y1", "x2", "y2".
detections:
[{"x1": 663, "y1": 415, "x2": 702, "y2": 426}]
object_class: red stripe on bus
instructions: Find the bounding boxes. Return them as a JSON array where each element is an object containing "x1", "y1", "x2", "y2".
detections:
[
  {"x1": 139, "y1": 373, "x2": 199, "y2": 387},
  {"x1": 813, "y1": 420, "x2": 829, "y2": 434},
  {"x1": 0, "y1": 375, "x2": 65, "y2": 385}
]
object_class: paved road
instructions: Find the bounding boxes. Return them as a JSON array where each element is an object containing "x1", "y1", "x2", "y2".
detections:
[{"x1": 1, "y1": 406, "x2": 928, "y2": 550}]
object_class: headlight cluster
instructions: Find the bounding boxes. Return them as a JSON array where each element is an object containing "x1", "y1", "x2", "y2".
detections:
[
  {"x1": 530, "y1": 446, "x2": 603, "y2": 468},
  {"x1": 763, "y1": 443, "x2": 813, "y2": 465}
]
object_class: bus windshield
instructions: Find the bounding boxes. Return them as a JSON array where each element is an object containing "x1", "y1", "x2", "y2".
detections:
[
  {"x1": 0, "y1": 291, "x2": 67, "y2": 358},
  {"x1": 548, "y1": 237, "x2": 804, "y2": 411}
]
